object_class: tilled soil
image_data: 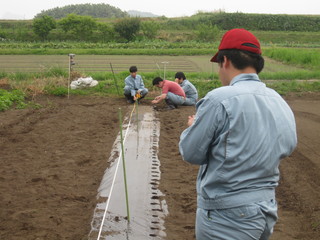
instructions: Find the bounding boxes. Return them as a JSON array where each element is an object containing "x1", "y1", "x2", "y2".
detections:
[
  {"x1": 0, "y1": 96, "x2": 129, "y2": 240},
  {"x1": 0, "y1": 92, "x2": 319, "y2": 240},
  {"x1": 157, "y1": 92, "x2": 320, "y2": 240}
]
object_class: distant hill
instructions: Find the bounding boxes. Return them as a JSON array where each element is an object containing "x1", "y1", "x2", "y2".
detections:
[
  {"x1": 34, "y1": 3, "x2": 128, "y2": 19},
  {"x1": 127, "y1": 10, "x2": 159, "y2": 18}
]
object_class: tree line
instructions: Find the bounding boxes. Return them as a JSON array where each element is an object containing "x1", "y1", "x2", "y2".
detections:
[
  {"x1": 0, "y1": 15, "x2": 161, "y2": 42},
  {"x1": 32, "y1": 15, "x2": 160, "y2": 42},
  {"x1": 166, "y1": 12, "x2": 320, "y2": 32},
  {"x1": 0, "y1": 11, "x2": 319, "y2": 43}
]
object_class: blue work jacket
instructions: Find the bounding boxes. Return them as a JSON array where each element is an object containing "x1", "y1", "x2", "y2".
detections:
[
  {"x1": 180, "y1": 79, "x2": 198, "y2": 102},
  {"x1": 179, "y1": 73, "x2": 297, "y2": 209}
]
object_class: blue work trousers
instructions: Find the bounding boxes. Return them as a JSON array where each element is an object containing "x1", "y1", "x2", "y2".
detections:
[
  {"x1": 196, "y1": 199, "x2": 278, "y2": 240},
  {"x1": 123, "y1": 86, "x2": 148, "y2": 98},
  {"x1": 183, "y1": 97, "x2": 197, "y2": 106},
  {"x1": 166, "y1": 92, "x2": 185, "y2": 106}
]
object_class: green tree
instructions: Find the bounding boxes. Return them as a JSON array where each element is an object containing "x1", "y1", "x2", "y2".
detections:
[
  {"x1": 114, "y1": 18, "x2": 140, "y2": 42},
  {"x1": 32, "y1": 15, "x2": 56, "y2": 40},
  {"x1": 194, "y1": 24, "x2": 220, "y2": 42},
  {"x1": 59, "y1": 14, "x2": 97, "y2": 40},
  {"x1": 140, "y1": 20, "x2": 160, "y2": 39},
  {"x1": 96, "y1": 22, "x2": 115, "y2": 42}
]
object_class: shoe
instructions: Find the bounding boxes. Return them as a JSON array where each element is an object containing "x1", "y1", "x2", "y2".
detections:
[
  {"x1": 125, "y1": 94, "x2": 135, "y2": 104},
  {"x1": 165, "y1": 104, "x2": 176, "y2": 110}
]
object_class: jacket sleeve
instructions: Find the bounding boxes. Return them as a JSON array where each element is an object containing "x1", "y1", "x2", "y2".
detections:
[
  {"x1": 179, "y1": 97, "x2": 223, "y2": 165},
  {"x1": 182, "y1": 83, "x2": 188, "y2": 93}
]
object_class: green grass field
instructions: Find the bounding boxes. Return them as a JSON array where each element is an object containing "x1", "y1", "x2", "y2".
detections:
[
  {"x1": 0, "y1": 54, "x2": 315, "y2": 76},
  {"x1": 0, "y1": 44, "x2": 319, "y2": 112}
]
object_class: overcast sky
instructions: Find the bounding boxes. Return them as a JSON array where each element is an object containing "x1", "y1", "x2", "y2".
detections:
[{"x1": 1, "y1": 0, "x2": 319, "y2": 19}]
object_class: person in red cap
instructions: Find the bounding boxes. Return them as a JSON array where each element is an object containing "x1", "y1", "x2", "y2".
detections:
[{"x1": 179, "y1": 29, "x2": 297, "y2": 239}]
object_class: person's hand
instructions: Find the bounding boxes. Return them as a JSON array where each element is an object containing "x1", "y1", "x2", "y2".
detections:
[
  {"x1": 187, "y1": 115, "x2": 195, "y2": 126},
  {"x1": 152, "y1": 96, "x2": 160, "y2": 104},
  {"x1": 134, "y1": 92, "x2": 141, "y2": 101}
]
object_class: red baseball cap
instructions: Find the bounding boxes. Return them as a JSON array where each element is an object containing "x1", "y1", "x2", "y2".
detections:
[{"x1": 210, "y1": 28, "x2": 261, "y2": 62}]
